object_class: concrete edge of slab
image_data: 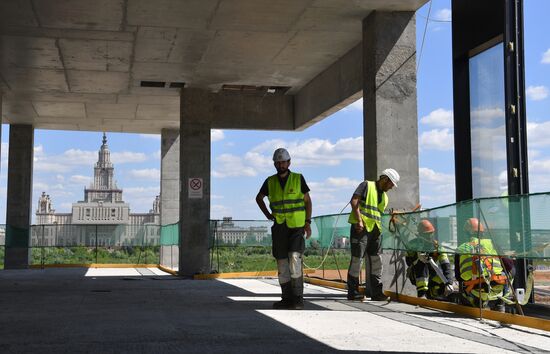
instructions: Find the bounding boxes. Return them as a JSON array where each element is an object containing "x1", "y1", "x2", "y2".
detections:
[
  {"x1": 305, "y1": 276, "x2": 550, "y2": 332},
  {"x1": 28, "y1": 263, "x2": 159, "y2": 269}
]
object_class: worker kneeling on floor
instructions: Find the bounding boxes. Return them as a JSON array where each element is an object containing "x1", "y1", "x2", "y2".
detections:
[
  {"x1": 455, "y1": 218, "x2": 514, "y2": 312},
  {"x1": 406, "y1": 219, "x2": 454, "y2": 300}
]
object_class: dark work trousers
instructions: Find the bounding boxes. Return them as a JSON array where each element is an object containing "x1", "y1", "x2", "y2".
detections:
[
  {"x1": 271, "y1": 222, "x2": 305, "y2": 298},
  {"x1": 348, "y1": 224, "x2": 384, "y2": 297}
]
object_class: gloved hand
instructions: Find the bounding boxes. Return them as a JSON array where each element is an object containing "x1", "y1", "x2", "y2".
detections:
[
  {"x1": 444, "y1": 283, "x2": 454, "y2": 297},
  {"x1": 417, "y1": 253, "x2": 429, "y2": 263}
]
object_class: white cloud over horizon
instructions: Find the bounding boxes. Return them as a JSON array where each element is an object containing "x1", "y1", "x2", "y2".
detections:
[
  {"x1": 541, "y1": 48, "x2": 550, "y2": 64},
  {"x1": 433, "y1": 8, "x2": 452, "y2": 22},
  {"x1": 526, "y1": 85, "x2": 549, "y2": 101},
  {"x1": 129, "y1": 168, "x2": 160, "y2": 180},
  {"x1": 211, "y1": 129, "x2": 225, "y2": 142},
  {"x1": 419, "y1": 128, "x2": 454, "y2": 151},
  {"x1": 420, "y1": 108, "x2": 453, "y2": 128}
]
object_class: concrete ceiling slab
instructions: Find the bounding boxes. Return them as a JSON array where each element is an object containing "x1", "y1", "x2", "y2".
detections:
[
  {"x1": 2, "y1": 68, "x2": 68, "y2": 92},
  {"x1": 66, "y1": 70, "x2": 129, "y2": 93},
  {"x1": 136, "y1": 104, "x2": 179, "y2": 121},
  {"x1": 1, "y1": 36, "x2": 63, "y2": 69},
  {"x1": 0, "y1": 0, "x2": 38, "y2": 27},
  {"x1": 127, "y1": 0, "x2": 219, "y2": 29},
  {"x1": 33, "y1": 0, "x2": 124, "y2": 31},
  {"x1": 59, "y1": 38, "x2": 132, "y2": 72},
  {"x1": 0, "y1": 0, "x2": 427, "y2": 133},
  {"x1": 33, "y1": 101, "x2": 86, "y2": 118},
  {"x1": 2, "y1": 100, "x2": 38, "y2": 121},
  {"x1": 209, "y1": 0, "x2": 309, "y2": 32},
  {"x1": 274, "y1": 31, "x2": 362, "y2": 66},
  {"x1": 86, "y1": 103, "x2": 137, "y2": 119}
]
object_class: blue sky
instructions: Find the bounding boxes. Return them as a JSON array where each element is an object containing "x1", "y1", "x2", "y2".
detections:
[{"x1": 1, "y1": 0, "x2": 550, "y2": 223}]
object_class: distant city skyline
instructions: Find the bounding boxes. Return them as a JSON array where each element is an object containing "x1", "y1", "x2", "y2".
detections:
[{"x1": 1, "y1": 0, "x2": 550, "y2": 224}]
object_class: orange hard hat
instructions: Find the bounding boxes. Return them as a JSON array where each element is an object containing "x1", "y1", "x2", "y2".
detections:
[
  {"x1": 417, "y1": 219, "x2": 435, "y2": 234},
  {"x1": 464, "y1": 218, "x2": 485, "y2": 233}
]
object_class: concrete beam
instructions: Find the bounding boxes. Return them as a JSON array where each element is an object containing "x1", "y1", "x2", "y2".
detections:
[
  {"x1": 160, "y1": 129, "x2": 179, "y2": 269},
  {"x1": 294, "y1": 43, "x2": 363, "y2": 130},
  {"x1": 5, "y1": 124, "x2": 34, "y2": 269},
  {"x1": 362, "y1": 11, "x2": 419, "y2": 210},
  {"x1": 181, "y1": 88, "x2": 294, "y2": 130}
]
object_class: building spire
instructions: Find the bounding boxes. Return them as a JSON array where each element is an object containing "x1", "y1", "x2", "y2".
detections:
[{"x1": 102, "y1": 132, "x2": 107, "y2": 145}]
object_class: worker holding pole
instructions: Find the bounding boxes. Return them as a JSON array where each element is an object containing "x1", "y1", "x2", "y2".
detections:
[
  {"x1": 256, "y1": 148, "x2": 312, "y2": 310},
  {"x1": 346, "y1": 169, "x2": 399, "y2": 301}
]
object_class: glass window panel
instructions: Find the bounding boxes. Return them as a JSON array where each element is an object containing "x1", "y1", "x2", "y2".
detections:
[{"x1": 469, "y1": 43, "x2": 507, "y2": 198}]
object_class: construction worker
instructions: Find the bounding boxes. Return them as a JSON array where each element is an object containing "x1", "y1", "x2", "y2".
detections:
[
  {"x1": 455, "y1": 218, "x2": 510, "y2": 311},
  {"x1": 405, "y1": 219, "x2": 453, "y2": 299},
  {"x1": 347, "y1": 169, "x2": 399, "y2": 301},
  {"x1": 255, "y1": 148, "x2": 312, "y2": 310}
]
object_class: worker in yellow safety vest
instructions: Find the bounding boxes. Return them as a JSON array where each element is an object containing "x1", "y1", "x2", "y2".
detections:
[
  {"x1": 256, "y1": 148, "x2": 312, "y2": 310},
  {"x1": 347, "y1": 169, "x2": 399, "y2": 301},
  {"x1": 405, "y1": 219, "x2": 454, "y2": 299},
  {"x1": 455, "y1": 218, "x2": 512, "y2": 311}
]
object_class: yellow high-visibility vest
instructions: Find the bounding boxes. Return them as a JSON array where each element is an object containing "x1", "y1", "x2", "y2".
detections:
[
  {"x1": 348, "y1": 181, "x2": 388, "y2": 231},
  {"x1": 268, "y1": 172, "x2": 306, "y2": 228}
]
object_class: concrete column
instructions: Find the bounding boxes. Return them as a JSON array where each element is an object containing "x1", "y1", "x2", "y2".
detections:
[
  {"x1": 5, "y1": 124, "x2": 34, "y2": 269},
  {"x1": 363, "y1": 11, "x2": 419, "y2": 210},
  {"x1": 179, "y1": 89, "x2": 211, "y2": 276},
  {"x1": 160, "y1": 129, "x2": 180, "y2": 269},
  {"x1": 363, "y1": 12, "x2": 418, "y2": 296}
]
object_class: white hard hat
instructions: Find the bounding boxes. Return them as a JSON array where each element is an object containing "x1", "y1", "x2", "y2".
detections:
[
  {"x1": 273, "y1": 148, "x2": 291, "y2": 162},
  {"x1": 381, "y1": 168, "x2": 400, "y2": 187}
]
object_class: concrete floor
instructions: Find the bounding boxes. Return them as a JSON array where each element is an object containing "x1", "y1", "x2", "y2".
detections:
[{"x1": 0, "y1": 268, "x2": 549, "y2": 353}]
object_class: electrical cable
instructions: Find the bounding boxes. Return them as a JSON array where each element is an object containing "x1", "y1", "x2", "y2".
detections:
[{"x1": 417, "y1": 0, "x2": 433, "y2": 73}]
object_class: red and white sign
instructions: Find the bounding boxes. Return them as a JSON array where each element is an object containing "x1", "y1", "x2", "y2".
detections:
[{"x1": 188, "y1": 177, "x2": 203, "y2": 199}]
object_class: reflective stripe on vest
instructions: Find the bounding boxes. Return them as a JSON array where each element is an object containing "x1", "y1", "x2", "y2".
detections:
[
  {"x1": 459, "y1": 239, "x2": 504, "y2": 284},
  {"x1": 348, "y1": 181, "x2": 388, "y2": 231},
  {"x1": 267, "y1": 172, "x2": 306, "y2": 228}
]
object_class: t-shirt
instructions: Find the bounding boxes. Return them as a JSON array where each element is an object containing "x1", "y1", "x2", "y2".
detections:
[
  {"x1": 259, "y1": 170, "x2": 310, "y2": 197},
  {"x1": 353, "y1": 180, "x2": 383, "y2": 204}
]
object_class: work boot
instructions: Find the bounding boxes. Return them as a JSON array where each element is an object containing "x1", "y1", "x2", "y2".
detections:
[
  {"x1": 491, "y1": 299, "x2": 505, "y2": 313},
  {"x1": 417, "y1": 290, "x2": 427, "y2": 299},
  {"x1": 291, "y1": 277, "x2": 305, "y2": 310},
  {"x1": 347, "y1": 275, "x2": 364, "y2": 301},
  {"x1": 293, "y1": 296, "x2": 304, "y2": 310},
  {"x1": 368, "y1": 275, "x2": 389, "y2": 301},
  {"x1": 273, "y1": 282, "x2": 293, "y2": 309}
]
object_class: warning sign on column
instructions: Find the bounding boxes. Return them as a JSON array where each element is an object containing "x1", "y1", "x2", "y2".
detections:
[{"x1": 188, "y1": 177, "x2": 203, "y2": 199}]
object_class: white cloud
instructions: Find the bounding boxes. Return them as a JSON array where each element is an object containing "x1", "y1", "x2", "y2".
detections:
[
  {"x1": 527, "y1": 121, "x2": 550, "y2": 148},
  {"x1": 211, "y1": 129, "x2": 225, "y2": 142},
  {"x1": 69, "y1": 175, "x2": 92, "y2": 185},
  {"x1": 420, "y1": 108, "x2": 453, "y2": 128},
  {"x1": 55, "y1": 174, "x2": 65, "y2": 182},
  {"x1": 419, "y1": 167, "x2": 455, "y2": 207},
  {"x1": 211, "y1": 194, "x2": 224, "y2": 200},
  {"x1": 419, "y1": 129, "x2": 454, "y2": 151},
  {"x1": 129, "y1": 168, "x2": 160, "y2": 180},
  {"x1": 526, "y1": 85, "x2": 549, "y2": 101},
  {"x1": 211, "y1": 204, "x2": 232, "y2": 219},
  {"x1": 124, "y1": 186, "x2": 160, "y2": 196},
  {"x1": 213, "y1": 137, "x2": 364, "y2": 178},
  {"x1": 470, "y1": 107, "x2": 505, "y2": 124},
  {"x1": 541, "y1": 49, "x2": 550, "y2": 64},
  {"x1": 419, "y1": 167, "x2": 454, "y2": 184},
  {"x1": 212, "y1": 154, "x2": 258, "y2": 178},
  {"x1": 139, "y1": 134, "x2": 160, "y2": 140},
  {"x1": 34, "y1": 145, "x2": 44, "y2": 155},
  {"x1": 111, "y1": 151, "x2": 148, "y2": 163},
  {"x1": 433, "y1": 8, "x2": 451, "y2": 22}
]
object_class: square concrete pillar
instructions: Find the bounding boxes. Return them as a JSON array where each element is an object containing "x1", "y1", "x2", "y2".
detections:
[
  {"x1": 363, "y1": 11, "x2": 419, "y2": 210},
  {"x1": 5, "y1": 124, "x2": 34, "y2": 269},
  {"x1": 160, "y1": 129, "x2": 180, "y2": 269},
  {"x1": 179, "y1": 89, "x2": 211, "y2": 276},
  {"x1": 363, "y1": 12, "x2": 419, "y2": 297}
]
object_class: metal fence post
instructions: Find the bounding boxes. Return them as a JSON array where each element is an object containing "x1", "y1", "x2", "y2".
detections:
[{"x1": 95, "y1": 224, "x2": 98, "y2": 264}]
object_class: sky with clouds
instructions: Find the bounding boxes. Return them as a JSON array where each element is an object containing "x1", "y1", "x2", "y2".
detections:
[{"x1": 1, "y1": 0, "x2": 550, "y2": 223}]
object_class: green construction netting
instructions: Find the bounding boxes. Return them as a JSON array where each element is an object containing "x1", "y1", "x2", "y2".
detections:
[
  {"x1": 380, "y1": 192, "x2": 550, "y2": 259},
  {"x1": 160, "y1": 222, "x2": 179, "y2": 246}
]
